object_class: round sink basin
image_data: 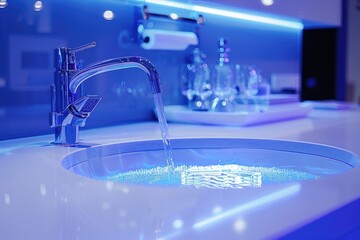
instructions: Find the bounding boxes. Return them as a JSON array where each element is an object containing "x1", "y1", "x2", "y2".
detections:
[{"x1": 62, "y1": 138, "x2": 359, "y2": 188}]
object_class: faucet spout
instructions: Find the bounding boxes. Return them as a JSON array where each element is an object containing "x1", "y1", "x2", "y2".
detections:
[
  {"x1": 69, "y1": 56, "x2": 161, "y2": 94},
  {"x1": 50, "y1": 48, "x2": 163, "y2": 145}
]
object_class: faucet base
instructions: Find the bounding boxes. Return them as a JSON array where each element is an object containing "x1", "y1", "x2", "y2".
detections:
[{"x1": 54, "y1": 125, "x2": 79, "y2": 145}]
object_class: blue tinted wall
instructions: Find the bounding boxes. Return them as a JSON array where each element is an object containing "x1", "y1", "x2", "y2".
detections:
[{"x1": 0, "y1": 0, "x2": 301, "y2": 140}]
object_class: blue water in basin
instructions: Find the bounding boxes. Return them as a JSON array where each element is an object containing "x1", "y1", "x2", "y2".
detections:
[
  {"x1": 62, "y1": 138, "x2": 359, "y2": 188},
  {"x1": 99, "y1": 164, "x2": 316, "y2": 188}
]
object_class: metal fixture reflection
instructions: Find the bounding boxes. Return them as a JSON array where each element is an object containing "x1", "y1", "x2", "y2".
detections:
[
  {"x1": 143, "y1": 5, "x2": 204, "y2": 24},
  {"x1": 49, "y1": 42, "x2": 161, "y2": 144}
]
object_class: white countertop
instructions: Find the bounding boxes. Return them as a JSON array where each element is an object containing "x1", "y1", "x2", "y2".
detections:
[{"x1": 1, "y1": 108, "x2": 360, "y2": 240}]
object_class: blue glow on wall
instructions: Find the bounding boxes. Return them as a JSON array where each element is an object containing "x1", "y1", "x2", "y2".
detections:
[{"x1": 0, "y1": 0, "x2": 302, "y2": 140}]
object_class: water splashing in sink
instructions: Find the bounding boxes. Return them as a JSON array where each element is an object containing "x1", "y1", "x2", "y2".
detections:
[{"x1": 100, "y1": 164, "x2": 317, "y2": 189}]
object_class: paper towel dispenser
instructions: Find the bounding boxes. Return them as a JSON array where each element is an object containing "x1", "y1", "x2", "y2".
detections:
[
  {"x1": 140, "y1": 29, "x2": 198, "y2": 50},
  {"x1": 137, "y1": 5, "x2": 204, "y2": 51}
]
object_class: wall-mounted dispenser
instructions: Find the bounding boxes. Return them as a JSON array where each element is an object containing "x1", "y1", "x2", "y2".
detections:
[
  {"x1": 137, "y1": 5, "x2": 204, "y2": 51},
  {"x1": 140, "y1": 29, "x2": 198, "y2": 50}
]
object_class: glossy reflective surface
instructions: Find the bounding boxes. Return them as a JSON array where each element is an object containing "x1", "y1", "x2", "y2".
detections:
[{"x1": 2, "y1": 109, "x2": 360, "y2": 240}]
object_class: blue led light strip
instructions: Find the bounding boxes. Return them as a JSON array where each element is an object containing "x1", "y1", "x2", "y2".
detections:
[{"x1": 144, "y1": 0, "x2": 303, "y2": 30}]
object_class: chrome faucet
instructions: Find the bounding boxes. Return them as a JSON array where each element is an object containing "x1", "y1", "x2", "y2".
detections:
[{"x1": 49, "y1": 42, "x2": 161, "y2": 145}]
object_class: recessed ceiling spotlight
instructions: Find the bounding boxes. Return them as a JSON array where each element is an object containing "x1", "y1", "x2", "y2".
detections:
[
  {"x1": 34, "y1": 1, "x2": 43, "y2": 11},
  {"x1": 261, "y1": 0, "x2": 275, "y2": 6},
  {"x1": 103, "y1": 10, "x2": 115, "y2": 20},
  {"x1": 0, "y1": 0, "x2": 8, "y2": 9}
]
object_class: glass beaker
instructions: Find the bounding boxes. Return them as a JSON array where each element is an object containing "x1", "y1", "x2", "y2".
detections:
[
  {"x1": 234, "y1": 65, "x2": 270, "y2": 112},
  {"x1": 182, "y1": 48, "x2": 212, "y2": 111},
  {"x1": 210, "y1": 38, "x2": 237, "y2": 112}
]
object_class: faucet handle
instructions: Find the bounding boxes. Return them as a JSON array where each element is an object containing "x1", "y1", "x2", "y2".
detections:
[
  {"x1": 68, "y1": 42, "x2": 96, "y2": 70},
  {"x1": 54, "y1": 42, "x2": 96, "y2": 71},
  {"x1": 71, "y1": 41, "x2": 96, "y2": 53},
  {"x1": 64, "y1": 95, "x2": 102, "y2": 127}
]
